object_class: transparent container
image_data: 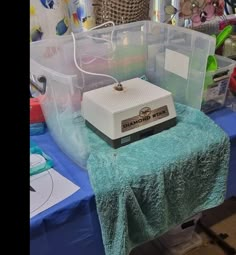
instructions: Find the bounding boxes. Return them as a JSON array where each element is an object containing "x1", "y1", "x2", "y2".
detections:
[
  {"x1": 225, "y1": 90, "x2": 236, "y2": 112},
  {"x1": 223, "y1": 35, "x2": 236, "y2": 58},
  {"x1": 30, "y1": 21, "x2": 216, "y2": 167},
  {"x1": 201, "y1": 55, "x2": 236, "y2": 113},
  {"x1": 158, "y1": 213, "x2": 202, "y2": 248}
]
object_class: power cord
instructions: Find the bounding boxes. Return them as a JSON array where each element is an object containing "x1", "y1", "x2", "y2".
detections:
[{"x1": 71, "y1": 21, "x2": 123, "y2": 90}]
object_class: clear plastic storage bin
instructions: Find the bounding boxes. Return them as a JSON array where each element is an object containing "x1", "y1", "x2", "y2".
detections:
[
  {"x1": 201, "y1": 55, "x2": 235, "y2": 113},
  {"x1": 30, "y1": 21, "x2": 216, "y2": 167},
  {"x1": 158, "y1": 213, "x2": 202, "y2": 248}
]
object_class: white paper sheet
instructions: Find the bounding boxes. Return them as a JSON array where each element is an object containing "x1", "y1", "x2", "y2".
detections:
[
  {"x1": 30, "y1": 168, "x2": 80, "y2": 218},
  {"x1": 164, "y1": 49, "x2": 190, "y2": 79}
]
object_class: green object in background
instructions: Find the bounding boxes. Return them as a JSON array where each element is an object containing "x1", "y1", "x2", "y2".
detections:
[
  {"x1": 206, "y1": 25, "x2": 233, "y2": 72},
  {"x1": 206, "y1": 55, "x2": 218, "y2": 72},
  {"x1": 215, "y1": 25, "x2": 233, "y2": 50}
]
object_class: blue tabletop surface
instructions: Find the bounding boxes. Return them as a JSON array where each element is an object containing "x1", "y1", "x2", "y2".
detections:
[
  {"x1": 30, "y1": 107, "x2": 236, "y2": 255},
  {"x1": 208, "y1": 107, "x2": 236, "y2": 199},
  {"x1": 30, "y1": 132, "x2": 105, "y2": 255},
  {"x1": 208, "y1": 107, "x2": 236, "y2": 140}
]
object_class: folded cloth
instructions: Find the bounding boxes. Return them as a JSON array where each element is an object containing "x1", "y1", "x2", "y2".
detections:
[{"x1": 87, "y1": 103, "x2": 230, "y2": 255}]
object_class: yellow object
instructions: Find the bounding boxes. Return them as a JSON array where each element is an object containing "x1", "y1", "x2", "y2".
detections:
[
  {"x1": 30, "y1": 5, "x2": 36, "y2": 16},
  {"x1": 64, "y1": 17, "x2": 69, "y2": 27},
  {"x1": 83, "y1": 17, "x2": 95, "y2": 30}
]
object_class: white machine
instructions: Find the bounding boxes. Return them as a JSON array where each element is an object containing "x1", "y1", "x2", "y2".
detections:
[{"x1": 82, "y1": 78, "x2": 177, "y2": 148}]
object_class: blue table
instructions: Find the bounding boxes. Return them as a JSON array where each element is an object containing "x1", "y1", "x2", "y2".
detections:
[
  {"x1": 30, "y1": 107, "x2": 236, "y2": 255},
  {"x1": 208, "y1": 107, "x2": 236, "y2": 199},
  {"x1": 30, "y1": 133, "x2": 105, "y2": 255}
]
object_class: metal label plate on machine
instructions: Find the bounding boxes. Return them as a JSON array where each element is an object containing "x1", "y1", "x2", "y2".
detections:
[{"x1": 121, "y1": 106, "x2": 169, "y2": 132}]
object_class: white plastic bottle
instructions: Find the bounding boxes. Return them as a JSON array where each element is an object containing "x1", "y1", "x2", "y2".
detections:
[{"x1": 223, "y1": 35, "x2": 236, "y2": 57}]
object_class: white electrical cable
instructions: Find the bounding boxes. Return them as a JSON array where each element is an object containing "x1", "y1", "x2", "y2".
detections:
[
  {"x1": 81, "y1": 21, "x2": 116, "y2": 65},
  {"x1": 71, "y1": 21, "x2": 119, "y2": 85},
  {"x1": 80, "y1": 53, "x2": 114, "y2": 65},
  {"x1": 87, "y1": 21, "x2": 115, "y2": 46}
]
